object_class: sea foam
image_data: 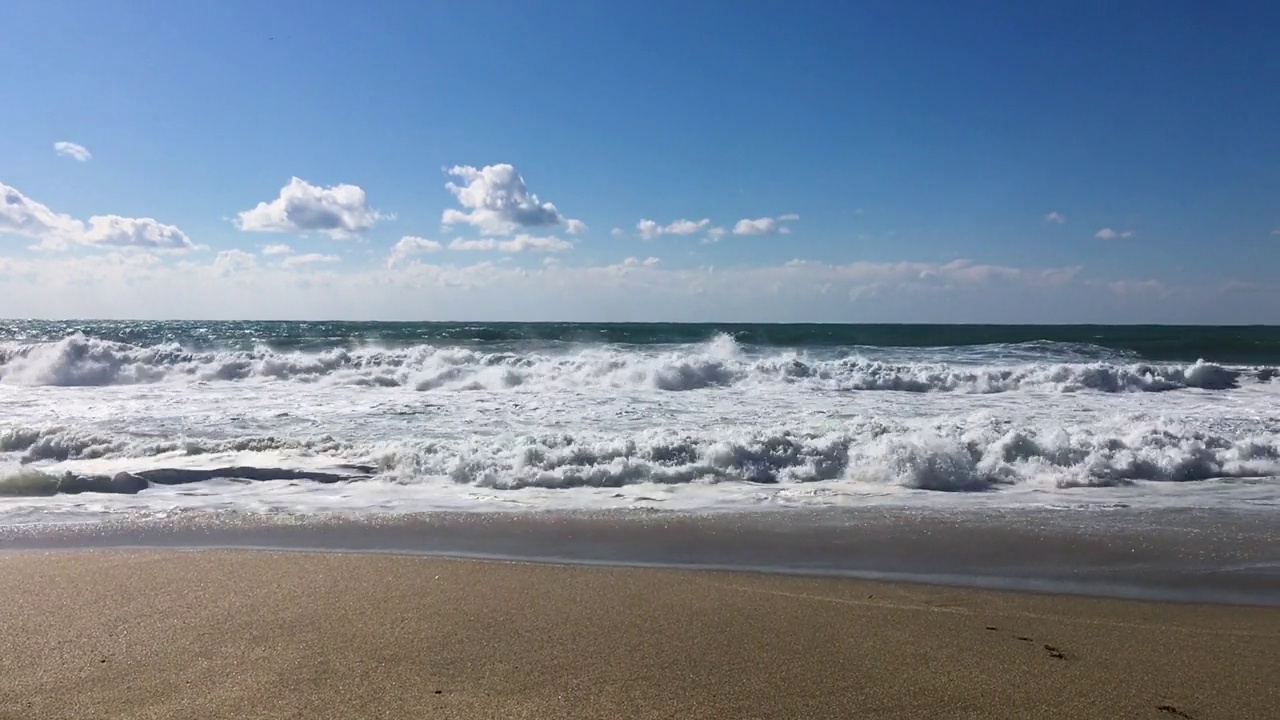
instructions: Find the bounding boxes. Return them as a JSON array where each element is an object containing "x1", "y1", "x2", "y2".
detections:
[
  {"x1": 0, "y1": 333, "x2": 1270, "y2": 393},
  {"x1": 4, "y1": 419, "x2": 1277, "y2": 497}
]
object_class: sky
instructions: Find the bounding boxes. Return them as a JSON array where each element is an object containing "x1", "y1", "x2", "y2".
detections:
[{"x1": 1, "y1": 0, "x2": 1278, "y2": 323}]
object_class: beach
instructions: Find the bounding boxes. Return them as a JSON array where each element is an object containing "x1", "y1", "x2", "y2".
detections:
[{"x1": 2, "y1": 550, "x2": 1277, "y2": 719}]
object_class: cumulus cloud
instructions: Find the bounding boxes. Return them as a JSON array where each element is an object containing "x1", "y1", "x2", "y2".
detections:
[
  {"x1": 236, "y1": 177, "x2": 382, "y2": 238},
  {"x1": 621, "y1": 256, "x2": 661, "y2": 267},
  {"x1": 1043, "y1": 212, "x2": 1067, "y2": 224},
  {"x1": 281, "y1": 253, "x2": 340, "y2": 268},
  {"x1": 212, "y1": 249, "x2": 257, "y2": 276},
  {"x1": 705, "y1": 226, "x2": 727, "y2": 243},
  {"x1": 1095, "y1": 228, "x2": 1134, "y2": 240},
  {"x1": 388, "y1": 235, "x2": 443, "y2": 267},
  {"x1": 448, "y1": 235, "x2": 573, "y2": 253},
  {"x1": 53, "y1": 141, "x2": 92, "y2": 162},
  {"x1": 441, "y1": 164, "x2": 581, "y2": 236},
  {"x1": 1, "y1": 181, "x2": 85, "y2": 246},
  {"x1": 261, "y1": 243, "x2": 293, "y2": 256},
  {"x1": 732, "y1": 217, "x2": 777, "y2": 235},
  {"x1": 732, "y1": 214, "x2": 797, "y2": 236},
  {"x1": 611, "y1": 227, "x2": 625, "y2": 238},
  {"x1": 636, "y1": 218, "x2": 711, "y2": 240},
  {"x1": 1, "y1": 180, "x2": 194, "y2": 252},
  {"x1": 80, "y1": 215, "x2": 196, "y2": 250}
]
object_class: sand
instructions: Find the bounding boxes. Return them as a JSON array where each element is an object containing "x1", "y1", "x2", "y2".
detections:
[{"x1": 0, "y1": 550, "x2": 1276, "y2": 719}]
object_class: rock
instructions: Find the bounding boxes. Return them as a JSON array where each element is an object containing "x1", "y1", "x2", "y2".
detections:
[{"x1": 109, "y1": 472, "x2": 148, "y2": 494}]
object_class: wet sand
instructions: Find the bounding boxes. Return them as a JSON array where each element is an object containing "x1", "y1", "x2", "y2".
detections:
[
  {"x1": 1, "y1": 550, "x2": 1277, "y2": 719},
  {"x1": 6, "y1": 507, "x2": 1278, "y2": 605}
]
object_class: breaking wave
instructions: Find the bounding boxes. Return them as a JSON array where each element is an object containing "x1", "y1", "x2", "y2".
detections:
[
  {"x1": 0, "y1": 334, "x2": 1274, "y2": 393},
  {"x1": 4, "y1": 420, "x2": 1277, "y2": 497}
]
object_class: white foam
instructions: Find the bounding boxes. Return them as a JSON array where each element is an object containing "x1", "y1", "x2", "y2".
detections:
[
  {"x1": 1, "y1": 334, "x2": 1277, "y2": 523},
  {"x1": 0, "y1": 333, "x2": 1269, "y2": 393}
]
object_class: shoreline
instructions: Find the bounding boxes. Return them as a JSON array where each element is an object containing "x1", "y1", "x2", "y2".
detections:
[
  {"x1": 3, "y1": 548, "x2": 1278, "y2": 719},
  {"x1": 4, "y1": 506, "x2": 1278, "y2": 606}
]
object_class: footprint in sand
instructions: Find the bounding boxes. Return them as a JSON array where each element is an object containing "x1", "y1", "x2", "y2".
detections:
[{"x1": 1002, "y1": 631, "x2": 1067, "y2": 660}]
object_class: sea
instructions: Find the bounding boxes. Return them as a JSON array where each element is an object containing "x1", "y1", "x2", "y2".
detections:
[{"x1": 1, "y1": 320, "x2": 1278, "y2": 527}]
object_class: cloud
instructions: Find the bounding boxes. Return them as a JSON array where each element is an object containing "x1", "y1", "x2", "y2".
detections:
[
  {"x1": 1095, "y1": 228, "x2": 1134, "y2": 240},
  {"x1": 1, "y1": 181, "x2": 85, "y2": 247},
  {"x1": 611, "y1": 227, "x2": 625, "y2": 238},
  {"x1": 53, "y1": 141, "x2": 92, "y2": 162},
  {"x1": 261, "y1": 243, "x2": 293, "y2": 256},
  {"x1": 621, "y1": 256, "x2": 661, "y2": 267},
  {"x1": 448, "y1": 234, "x2": 573, "y2": 253},
  {"x1": 3, "y1": 249, "x2": 1270, "y2": 324},
  {"x1": 212, "y1": 249, "x2": 257, "y2": 276},
  {"x1": 236, "y1": 177, "x2": 382, "y2": 238},
  {"x1": 732, "y1": 217, "x2": 778, "y2": 235},
  {"x1": 636, "y1": 218, "x2": 711, "y2": 240},
  {"x1": 705, "y1": 226, "x2": 727, "y2": 243},
  {"x1": 1, "y1": 180, "x2": 194, "y2": 252},
  {"x1": 1272, "y1": 227, "x2": 1279, "y2": 237},
  {"x1": 281, "y1": 253, "x2": 340, "y2": 268},
  {"x1": 732, "y1": 214, "x2": 798, "y2": 236},
  {"x1": 388, "y1": 235, "x2": 443, "y2": 267},
  {"x1": 80, "y1": 215, "x2": 196, "y2": 250},
  {"x1": 1043, "y1": 212, "x2": 1067, "y2": 224},
  {"x1": 441, "y1": 164, "x2": 581, "y2": 235}
]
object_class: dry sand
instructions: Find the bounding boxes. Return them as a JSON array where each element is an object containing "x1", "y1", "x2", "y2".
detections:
[{"x1": 0, "y1": 550, "x2": 1276, "y2": 719}]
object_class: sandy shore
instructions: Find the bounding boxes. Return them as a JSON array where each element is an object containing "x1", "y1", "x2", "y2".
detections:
[{"x1": 1, "y1": 551, "x2": 1276, "y2": 719}]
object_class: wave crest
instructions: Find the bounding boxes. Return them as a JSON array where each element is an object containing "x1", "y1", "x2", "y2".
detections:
[
  {"x1": 4, "y1": 420, "x2": 1277, "y2": 497},
  {"x1": 0, "y1": 333, "x2": 1272, "y2": 393}
]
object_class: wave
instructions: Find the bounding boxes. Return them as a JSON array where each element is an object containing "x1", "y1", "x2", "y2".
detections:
[
  {"x1": 8, "y1": 320, "x2": 1280, "y2": 364},
  {"x1": 1, "y1": 333, "x2": 1275, "y2": 393},
  {"x1": 4, "y1": 420, "x2": 1277, "y2": 497},
  {"x1": 0, "y1": 426, "x2": 347, "y2": 464}
]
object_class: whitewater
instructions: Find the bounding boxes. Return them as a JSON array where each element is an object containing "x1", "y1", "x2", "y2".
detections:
[{"x1": 2, "y1": 322, "x2": 1278, "y2": 525}]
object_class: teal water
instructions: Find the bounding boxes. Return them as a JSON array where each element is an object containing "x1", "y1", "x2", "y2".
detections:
[{"x1": 1, "y1": 320, "x2": 1278, "y2": 363}]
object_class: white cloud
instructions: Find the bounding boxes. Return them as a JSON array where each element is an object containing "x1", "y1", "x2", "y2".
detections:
[
  {"x1": 441, "y1": 164, "x2": 581, "y2": 235},
  {"x1": 1271, "y1": 227, "x2": 1279, "y2": 237},
  {"x1": 1043, "y1": 212, "x2": 1067, "y2": 224},
  {"x1": 705, "y1": 226, "x2": 727, "y2": 243},
  {"x1": 261, "y1": 243, "x2": 293, "y2": 256},
  {"x1": 621, "y1": 256, "x2": 662, "y2": 267},
  {"x1": 2, "y1": 250, "x2": 1270, "y2": 324},
  {"x1": 636, "y1": 218, "x2": 711, "y2": 240},
  {"x1": 281, "y1": 253, "x2": 341, "y2": 268},
  {"x1": 1095, "y1": 228, "x2": 1134, "y2": 240},
  {"x1": 733, "y1": 217, "x2": 779, "y2": 235},
  {"x1": 1, "y1": 181, "x2": 85, "y2": 247},
  {"x1": 448, "y1": 234, "x2": 573, "y2": 253},
  {"x1": 53, "y1": 141, "x2": 92, "y2": 162},
  {"x1": 1, "y1": 180, "x2": 194, "y2": 252},
  {"x1": 611, "y1": 227, "x2": 625, "y2": 238},
  {"x1": 80, "y1": 215, "x2": 195, "y2": 250},
  {"x1": 236, "y1": 177, "x2": 382, "y2": 238},
  {"x1": 212, "y1": 249, "x2": 257, "y2": 276},
  {"x1": 732, "y1": 214, "x2": 798, "y2": 236},
  {"x1": 388, "y1": 235, "x2": 443, "y2": 267}
]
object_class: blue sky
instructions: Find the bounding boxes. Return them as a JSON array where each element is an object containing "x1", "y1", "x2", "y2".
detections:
[{"x1": 1, "y1": 0, "x2": 1277, "y2": 322}]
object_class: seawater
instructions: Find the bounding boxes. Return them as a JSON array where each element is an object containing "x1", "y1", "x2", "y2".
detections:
[{"x1": 1, "y1": 321, "x2": 1278, "y2": 524}]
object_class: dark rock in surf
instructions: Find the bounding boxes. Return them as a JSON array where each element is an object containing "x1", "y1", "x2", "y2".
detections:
[{"x1": 109, "y1": 472, "x2": 148, "y2": 494}]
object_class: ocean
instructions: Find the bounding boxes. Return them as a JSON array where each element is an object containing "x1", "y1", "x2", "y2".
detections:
[{"x1": 1, "y1": 321, "x2": 1278, "y2": 526}]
